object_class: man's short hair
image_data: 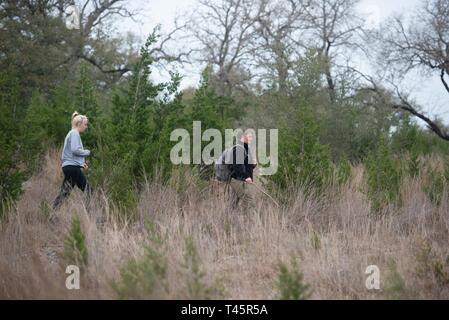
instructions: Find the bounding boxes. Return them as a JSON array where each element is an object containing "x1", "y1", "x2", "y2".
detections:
[{"x1": 236, "y1": 127, "x2": 255, "y2": 140}]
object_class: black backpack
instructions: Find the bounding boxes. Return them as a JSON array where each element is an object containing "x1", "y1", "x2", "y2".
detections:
[{"x1": 215, "y1": 145, "x2": 247, "y2": 182}]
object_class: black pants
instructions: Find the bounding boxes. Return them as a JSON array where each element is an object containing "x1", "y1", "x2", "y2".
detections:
[{"x1": 53, "y1": 165, "x2": 93, "y2": 210}]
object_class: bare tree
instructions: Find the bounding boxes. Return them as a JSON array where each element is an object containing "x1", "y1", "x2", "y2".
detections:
[
  {"x1": 253, "y1": 0, "x2": 311, "y2": 93},
  {"x1": 74, "y1": 2, "x2": 192, "y2": 75},
  {"x1": 65, "y1": 0, "x2": 138, "y2": 78},
  {"x1": 348, "y1": 67, "x2": 449, "y2": 141},
  {"x1": 371, "y1": 0, "x2": 449, "y2": 141},
  {"x1": 380, "y1": 0, "x2": 449, "y2": 94},
  {"x1": 188, "y1": 0, "x2": 265, "y2": 96},
  {"x1": 0, "y1": 0, "x2": 138, "y2": 83},
  {"x1": 0, "y1": 0, "x2": 192, "y2": 87},
  {"x1": 147, "y1": 21, "x2": 195, "y2": 68},
  {"x1": 303, "y1": 0, "x2": 363, "y2": 103}
]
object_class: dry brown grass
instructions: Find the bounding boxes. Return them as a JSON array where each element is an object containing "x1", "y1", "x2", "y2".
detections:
[{"x1": 1, "y1": 149, "x2": 448, "y2": 299}]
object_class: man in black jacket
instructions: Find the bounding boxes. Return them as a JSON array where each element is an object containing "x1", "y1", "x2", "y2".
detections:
[{"x1": 228, "y1": 128, "x2": 257, "y2": 211}]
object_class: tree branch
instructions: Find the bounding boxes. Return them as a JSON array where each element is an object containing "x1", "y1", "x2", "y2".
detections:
[
  {"x1": 441, "y1": 68, "x2": 449, "y2": 94},
  {"x1": 393, "y1": 89, "x2": 449, "y2": 141},
  {"x1": 80, "y1": 53, "x2": 131, "y2": 75}
]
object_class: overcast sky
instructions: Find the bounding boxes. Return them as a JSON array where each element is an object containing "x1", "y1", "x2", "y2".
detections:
[{"x1": 115, "y1": 0, "x2": 449, "y2": 125}]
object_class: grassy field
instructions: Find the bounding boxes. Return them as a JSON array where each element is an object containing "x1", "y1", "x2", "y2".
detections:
[{"x1": 1, "y1": 149, "x2": 449, "y2": 299}]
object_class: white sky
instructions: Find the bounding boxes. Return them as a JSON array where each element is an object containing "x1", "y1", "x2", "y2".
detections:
[{"x1": 115, "y1": 0, "x2": 449, "y2": 124}]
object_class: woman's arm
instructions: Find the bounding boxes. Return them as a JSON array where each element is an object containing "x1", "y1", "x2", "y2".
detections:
[{"x1": 70, "y1": 131, "x2": 90, "y2": 157}]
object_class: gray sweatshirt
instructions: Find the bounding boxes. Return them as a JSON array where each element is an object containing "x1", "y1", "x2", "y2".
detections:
[{"x1": 61, "y1": 129, "x2": 91, "y2": 167}]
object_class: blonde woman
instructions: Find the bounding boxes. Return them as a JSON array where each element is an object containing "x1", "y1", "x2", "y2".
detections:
[{"x1": 53, "y1": 111, "x2": 93, "y2": 210}]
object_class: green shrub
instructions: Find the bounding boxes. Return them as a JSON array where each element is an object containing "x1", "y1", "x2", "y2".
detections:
[
  {"x1": 182, "y1": 236, "x2": 223, "y2": 299},
  {"x1": 276, "y1": 258, "x2": 311, "y2": 300},
  {"x1": 39, "y1": 200, "x2": 51, "y2": 222},
  {"x1": 423, "y1": 163, "x2": 449, "y2": 206},
  {"x1": 113, "y1": 224, "x2": 168, "y2": 299},
  {"x1": 94, "y1": 32, "x2": 189, "y2": 214},
  {"x1": 63, "y1": 215, "x2": 88, "y2": 269},
  {"x1": 74, "y1": 62, "x2": 99, "y2": 149},
  {"x1": 415, "y1": 239, "x2": 449, "y2": 290},
  {"x1": 365, "y1": 134, "x2": 403, "y2": 215},
  {"x1": 310, "y1": 229, "x2": 321, "y2": 251},
  {"x1": 384, "y1": 260, "x2": 415, "y2": 300},
  {"x1": 336, "y1": 154, "x2": 351, "y2": 186},
  {"x1": 271, "y1": 104, "x2": 334, "y2": 197},
  {"x1": 0, "y1": 69, "x2": 26, "y2": 205}
]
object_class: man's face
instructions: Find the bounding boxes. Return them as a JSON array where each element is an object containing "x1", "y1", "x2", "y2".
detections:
[{"x1": 244, "y1": 133, "x2": 253, "y2": 144}]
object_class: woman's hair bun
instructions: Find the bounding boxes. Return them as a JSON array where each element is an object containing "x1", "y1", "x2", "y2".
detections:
[{"x1": 72, "y1": 111, "x2": 79, "y2": 120}]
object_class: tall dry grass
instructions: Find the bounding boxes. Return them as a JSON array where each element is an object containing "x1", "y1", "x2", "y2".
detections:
[{"x1": 1, "y1": 149, "x2": 448, "y2": 299}]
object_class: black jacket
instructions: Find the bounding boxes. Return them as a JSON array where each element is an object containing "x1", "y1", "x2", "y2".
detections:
[{"x1": 230, "y1": 142, "x2": 256, "y2": 181}]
